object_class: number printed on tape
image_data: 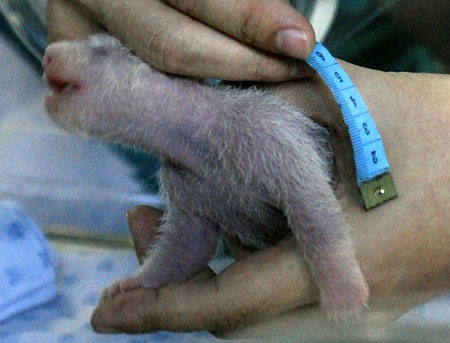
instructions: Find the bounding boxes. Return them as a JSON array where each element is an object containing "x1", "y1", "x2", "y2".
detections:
[{"x1": 306, "y1": 42, "x2": 391, "y2": 186}]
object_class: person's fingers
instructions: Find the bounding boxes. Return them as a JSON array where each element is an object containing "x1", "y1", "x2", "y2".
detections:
[
  {"x1": 46, "y1": 0, "x2": 104, "y2": 43},
  {"x1": 164, "y1": 0, "x2": 316, "y2": 60},
  {"x1": 126, "y1": 205, "x2": 216, "y2": 280},
  {"x1": 75, "y1": 0, "x2": 311, "y2": 81},
  {"x1": 91, "y1": 239, "x2": 318, "y2": 333},
  {"x1": 126, "y1": 205, "x2": 163, "y2": 265}
]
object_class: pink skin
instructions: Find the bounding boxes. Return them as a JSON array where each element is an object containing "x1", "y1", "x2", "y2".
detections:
[
  {"x1": 43, "y1": 54, "x2": 80, "y2": 95},
  {"x1": 43, "y1": 34, "x2": 368, "y2": 319}
]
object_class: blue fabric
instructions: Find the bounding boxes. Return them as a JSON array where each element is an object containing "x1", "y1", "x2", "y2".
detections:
[
  {"x1": 0, "y1": 201, "x2": 57, "y2": 324},
  {"x1": 0, "y1": 241, "x2": 222, "y2": 342}
]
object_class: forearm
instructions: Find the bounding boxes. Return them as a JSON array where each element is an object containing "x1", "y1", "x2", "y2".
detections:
[{"x1": 351, "y1": 69, "x2": 450, "y2": 299}]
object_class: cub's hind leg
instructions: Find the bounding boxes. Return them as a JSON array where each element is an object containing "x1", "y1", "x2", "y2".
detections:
[{"x1": 259, "y1": 137, "x2": 368, "y2": 318}]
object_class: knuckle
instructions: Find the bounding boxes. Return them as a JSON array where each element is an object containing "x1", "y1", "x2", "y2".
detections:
[
  {"x1": 166, "y1": 0, "x2": 197, "y2": 17},
  {"x1": 147, "y1": 30, "x2": 182, "y2": 73},
  {"x1": 161, "y1": 40, "x2": 183, "y2": 73},
  {"x1": 251, "y1": 55, "x2": 282, "y2": 81},
  {"x1": 238, "y1": 1, "x2": 265, "y2": 45},
  {"x1": 252, "y1": 57, "x2": 271, "y2": 80}
]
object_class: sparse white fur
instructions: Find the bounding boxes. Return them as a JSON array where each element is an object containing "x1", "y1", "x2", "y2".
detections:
[{"x1": 43, "y1": 34, "x2": 369, "y2": 318}]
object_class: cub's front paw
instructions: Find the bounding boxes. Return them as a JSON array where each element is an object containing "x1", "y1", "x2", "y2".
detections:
[{"x1": 99, "y1": 276, "x2": 144, "y2": 304}]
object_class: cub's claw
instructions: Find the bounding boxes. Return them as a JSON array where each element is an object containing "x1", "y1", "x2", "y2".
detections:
[{"x1": 99, "y1": 276, "x2": 144, "y2": 304}]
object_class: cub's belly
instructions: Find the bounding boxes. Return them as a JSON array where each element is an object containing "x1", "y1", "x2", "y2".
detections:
[
  {"x1": 161, "y1": 162, "x2": 290, "y2": 249},
  {"x1": 217, "y1": 204, "x2": 291, "y2": 249}
]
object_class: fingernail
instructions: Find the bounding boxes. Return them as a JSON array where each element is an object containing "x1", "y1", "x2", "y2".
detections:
[{"x1": 275, "y1": 29, "x2": 310, "y2": 60}]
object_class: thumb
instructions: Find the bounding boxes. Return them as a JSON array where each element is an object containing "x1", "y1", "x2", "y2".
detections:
[{"x1": 126, "y1": 205, "x2": 163, "y2": 265}]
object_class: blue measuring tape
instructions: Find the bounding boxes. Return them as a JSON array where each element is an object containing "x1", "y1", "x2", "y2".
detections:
[{"x1": 306, "y1": 42, "x2": 397, "y2": 210}]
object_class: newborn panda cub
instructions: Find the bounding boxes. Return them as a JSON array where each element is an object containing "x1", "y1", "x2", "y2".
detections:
[{"x1": 43, "y1": 34, "x2": 368, "y2": 318}]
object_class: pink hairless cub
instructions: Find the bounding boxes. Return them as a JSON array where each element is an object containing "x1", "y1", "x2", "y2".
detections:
[{"x1": 43, "y1": 34, "x2": 368, "y2": 319}]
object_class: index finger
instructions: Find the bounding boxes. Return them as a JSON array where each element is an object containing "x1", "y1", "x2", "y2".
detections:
[
  {"x1": 91, "y1": 239, "x2": 318, "y2": 333},
  {"x1": 75, "y1": 0, "x2": 312, "y2": 81},
  {"x1": 164, "y1": 0, "x2": 316, "y2": 60}
]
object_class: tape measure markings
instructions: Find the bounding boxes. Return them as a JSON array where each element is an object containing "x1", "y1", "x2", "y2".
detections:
[{"x1": 306, "y1": 42, "x2": 397, "y2": 210}]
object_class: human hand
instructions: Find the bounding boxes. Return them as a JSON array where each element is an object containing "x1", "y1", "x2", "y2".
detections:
[
  {"x1": 46, "y1": 0, "x2": 315, "y2": 81},
  {"x1": 90, "y1": 63, "x2": 450, "y2": 337}
]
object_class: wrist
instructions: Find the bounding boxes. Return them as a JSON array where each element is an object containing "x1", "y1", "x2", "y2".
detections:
[{"x1": 338, "y1": 61, "x2": 403, "y2": 142}]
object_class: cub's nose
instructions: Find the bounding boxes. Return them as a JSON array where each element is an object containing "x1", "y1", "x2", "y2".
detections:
[
  {"x1": 42, "y1": 52, "x2": 52, "y2": 70},
  {"x1": 42, "y1": 42, "x2": 70, "y2": 71},
  {"x1": 42, "y1": 44, "x2": 62, "y2": 71},
  {"x1": 42, "y1": 44, "x2": 82, "y2": 95}
]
